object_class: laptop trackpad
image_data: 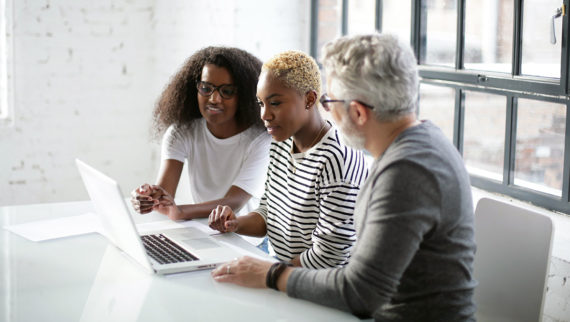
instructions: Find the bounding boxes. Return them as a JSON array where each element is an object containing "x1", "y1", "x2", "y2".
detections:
[{"x1": 182, "y1": 238, "x2": 220, "y2": 250}]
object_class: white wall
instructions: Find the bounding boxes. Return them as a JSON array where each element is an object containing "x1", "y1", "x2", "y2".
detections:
[{"x1": 0, "y1": 0, "x2": 310, "y2": 206}]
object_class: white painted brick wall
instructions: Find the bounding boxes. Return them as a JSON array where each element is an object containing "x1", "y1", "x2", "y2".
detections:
[
  {"x1": 0, "y1": 0, "x2": 309, "y2": 206},
  {"x1": 544, "y1": 258, "x2": 570, "y2": 322}
]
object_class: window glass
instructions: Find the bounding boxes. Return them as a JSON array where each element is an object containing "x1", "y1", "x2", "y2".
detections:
[
  {"x1": 514, "y1": 99, "x2": 566, "y2": 196},
  {"x1": 419, "y1": 83, "x2": 455, "y2": 142},
  {"x1": 347, "y1": 0, "x2": 376, "y2": 35},
  {"x1": 381, "y1": 0, "x2": 411, "y2": 44},
  {"x1": 464, "y1": 0, "x2": 513, "y2": 73},
  {"x1": 317, "y1": 0, "x2": 342, "y2": 64},
  {"x1": 463, "y1": 90, "x2": 507, "y2": 181},
  {"x1": 521, "y1": 0, "x2": 562, "y2": 78},
  {"x1": 423, "y1": 0, "x2": 457, "y2": 67}
]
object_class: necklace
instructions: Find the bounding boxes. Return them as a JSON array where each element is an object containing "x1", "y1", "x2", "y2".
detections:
[
  {"x1": 291, "y1": 121, "x2": 328, "y2": 174},
  {"x1": 308, "y1": 121, "x2": 328, "y2": 149}
]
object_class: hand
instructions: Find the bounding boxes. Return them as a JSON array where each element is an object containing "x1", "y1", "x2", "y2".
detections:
[
  {"x1": 130, "y1": 183, "x2": 158, "y2": 214},
  {"x1": 211, "y1": 256, "x2": 273, "y2": 288},
  {"x1": 208, "y1": 205, "x2": 238, "y2": 233},
  {"x1": 149, "y1": 185, "x2": 183, "y2": 220}
]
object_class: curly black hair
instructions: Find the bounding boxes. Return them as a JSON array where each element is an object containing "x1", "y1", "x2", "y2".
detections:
[{"x1": 152, "y1": 46, "x2": 263, "y2": 136}]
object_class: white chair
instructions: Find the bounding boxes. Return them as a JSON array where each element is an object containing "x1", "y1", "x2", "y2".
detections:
[{"x1": 473, "y1": 197, "x2": 554, "y2": 322}]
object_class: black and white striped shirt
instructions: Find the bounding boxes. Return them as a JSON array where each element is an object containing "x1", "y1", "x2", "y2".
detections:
[{"x1": 255, "y1": 125, "x2": 369, "y2": 269}]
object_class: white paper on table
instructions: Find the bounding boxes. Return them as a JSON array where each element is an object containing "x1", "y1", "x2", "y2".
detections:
[{"x1": 3, "y1": 212, "x2": 101, "y2": 242}]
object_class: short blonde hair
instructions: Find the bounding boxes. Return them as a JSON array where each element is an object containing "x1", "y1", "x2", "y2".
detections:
[{"x1": 262, "y1": 50, "x2": 321, "y2": 97}]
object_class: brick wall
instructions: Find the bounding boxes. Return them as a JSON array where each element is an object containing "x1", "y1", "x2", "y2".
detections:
[{"x1": 0, "y1": 0, "x2": 309, "y2": 206}]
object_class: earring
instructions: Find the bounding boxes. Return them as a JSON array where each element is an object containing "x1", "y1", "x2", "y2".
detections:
[{"x1": 306, "y1": 105, "x2": 310, "y2": 110}]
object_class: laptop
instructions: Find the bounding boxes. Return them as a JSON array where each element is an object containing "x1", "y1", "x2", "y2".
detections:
[{"x1": 76, "y1": 158, "x2": 241, "y2": 275}]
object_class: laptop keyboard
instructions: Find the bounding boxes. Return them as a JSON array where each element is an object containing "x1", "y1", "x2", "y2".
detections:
[{"x1": 141, "y1": 234, "x2": 198, "y2": 264}]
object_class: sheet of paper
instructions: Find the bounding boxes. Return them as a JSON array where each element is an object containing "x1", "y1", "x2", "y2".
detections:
[{"x1": 3, "y1": 212, "x2": 101, "y2": 242}]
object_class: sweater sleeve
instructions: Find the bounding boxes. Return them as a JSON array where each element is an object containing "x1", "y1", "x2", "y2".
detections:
[{"x1": 287, "y1": 161, "x2": 439, "y2": 317}]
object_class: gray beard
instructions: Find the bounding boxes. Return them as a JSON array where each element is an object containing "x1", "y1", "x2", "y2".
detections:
[{"x1": 338, "y1": 119, "x2": 366, "y2": 150}]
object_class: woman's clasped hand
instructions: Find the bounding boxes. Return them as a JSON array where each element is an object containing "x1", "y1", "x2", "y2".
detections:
[{"x1": 130, "y1": 184, "x2": 182, "y2": 220}]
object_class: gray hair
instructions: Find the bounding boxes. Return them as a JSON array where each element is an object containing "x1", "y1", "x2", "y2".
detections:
[{"x1": 321, "y1": 33, "x2": 419, "y2": 122}]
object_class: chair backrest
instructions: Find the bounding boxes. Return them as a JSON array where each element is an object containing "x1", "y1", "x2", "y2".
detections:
[{"x1": 473, "y1": 197, "x2": 554, "y2": 322}]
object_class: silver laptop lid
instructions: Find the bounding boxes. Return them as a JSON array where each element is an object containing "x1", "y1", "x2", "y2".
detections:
[{"x1": 76, "y1": 158, "x2": 154, "y2": 273}]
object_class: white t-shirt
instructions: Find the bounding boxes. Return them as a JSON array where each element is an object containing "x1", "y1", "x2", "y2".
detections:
[{"x1": 161, "y1": 118, "x2": 271, "y2": 213}]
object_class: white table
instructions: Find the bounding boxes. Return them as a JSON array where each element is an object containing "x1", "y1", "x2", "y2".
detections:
[{"x1": 0, "y1": 200, "x2": 362, "y2": 322}]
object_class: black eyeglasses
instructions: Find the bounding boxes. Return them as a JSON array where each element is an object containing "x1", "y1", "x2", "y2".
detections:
[
  {"x1": 196, "y1": 81, "x2": 237, "y2": 99},
  {"x1": 319, "y1": 93, "x2": 374, "y2": 111}
]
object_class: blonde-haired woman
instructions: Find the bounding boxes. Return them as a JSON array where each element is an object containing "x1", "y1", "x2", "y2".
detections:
[{"x1": 208, "y1": 50, "x2": 368, "y2": 269}]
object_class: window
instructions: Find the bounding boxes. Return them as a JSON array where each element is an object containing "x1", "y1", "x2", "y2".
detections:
[
  {"x1": 0, "y1": 0, "x2": 13, "y2": 122},
  {"x1": 311, "y1": 0, "x2": 343, "y2": 64},
  {"x1": 311, "y1": 0, "x2": 570, "y2": 214},
  {"x1": 423, "y1": 0, "x2": 457, "y2": 67},
  {"x1": 463, "y1": 90, "x2": 507, "y2": 182},
  {"x1": 464, "y1": 0, "x2": 513, "y2": 73},
  {"x1": 418, "y1": 83, "x2": 455, "y2": 142},
  {"x1": 521, "y1": 0, "x2": 563, "y2": 78},
  {"x1": 514, "y1": 98, "x2": 566, "y2": 196},
  {"x1": 381, "y1": 0, "x2": 411, "y2": 43},
  {"x1": 347, "y1": 0, "x2": 376, "y2": 35}
]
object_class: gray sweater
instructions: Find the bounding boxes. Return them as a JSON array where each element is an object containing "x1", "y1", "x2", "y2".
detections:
[{"x1": 287, "y1": 121, "x2": 477, "y2": 321}]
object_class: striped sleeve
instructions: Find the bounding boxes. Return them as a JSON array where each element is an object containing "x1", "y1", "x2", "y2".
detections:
[
  {"x1": 254, "y1": 184, "x2": 269, "y2": 222},
  {"x1": 252, "y1": 146, "x2": 274, "y2": 222},
  {"x1": 299, "y1": 180, "x2": 360, "y2": 268}
]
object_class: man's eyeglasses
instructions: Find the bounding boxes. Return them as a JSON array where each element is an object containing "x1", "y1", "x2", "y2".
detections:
[
  {"x1": 197, "y1": 81, "x2": 237, "y2": 99},
  {"x1": 319, "y1": 93, "x2": 374, "y2": 111}
]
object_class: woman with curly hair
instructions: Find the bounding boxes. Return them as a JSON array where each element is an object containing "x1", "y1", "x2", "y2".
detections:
[
  {"x1": 208, "y1": 50, "x2": 369, "y2": 268},
  {"x1": 131, "y1": 46, "x2": 271, "y2": 221}
]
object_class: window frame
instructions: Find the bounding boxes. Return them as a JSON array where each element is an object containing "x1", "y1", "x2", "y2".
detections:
[{"x1": 310, "y1": 0, "x2": 570, "y2": 214}]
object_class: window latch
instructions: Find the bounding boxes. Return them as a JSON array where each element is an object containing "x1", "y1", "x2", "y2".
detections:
[{"x1": 551, "y1": 4, "x2": 565, "y2": 44}]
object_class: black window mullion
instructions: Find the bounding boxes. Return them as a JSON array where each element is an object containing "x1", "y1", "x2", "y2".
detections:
[
  {"x1": 310, "y1": 0, "x2": 319, "y2": 59},
  {"x1": 512, "y1": 0, "x2": 522, "y2": 76},
  {"x1": 454, "y1": 89, "x2": 464, "y2": 153},
  {"x1": 341, "y1": 0, "x2": 348, "y2": 36},
  {"x1": 504, "y1": 96, "x2": 517, "y2": 185},
  {"x1": 561, "y1": 0, "x2": 569, "y2": 94},
  {"x1": 455, "y1": 0, "x2": 465, "y2": 70},
  {"x1": 375, "y1": 0, "x2": 382, "y2": 32},
  {"x1": 411, "y1": 0, "x2": 425, "y2": 63},
  {"x1": 563, "y1": 102, "x2": 570, "y2": 202}
]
